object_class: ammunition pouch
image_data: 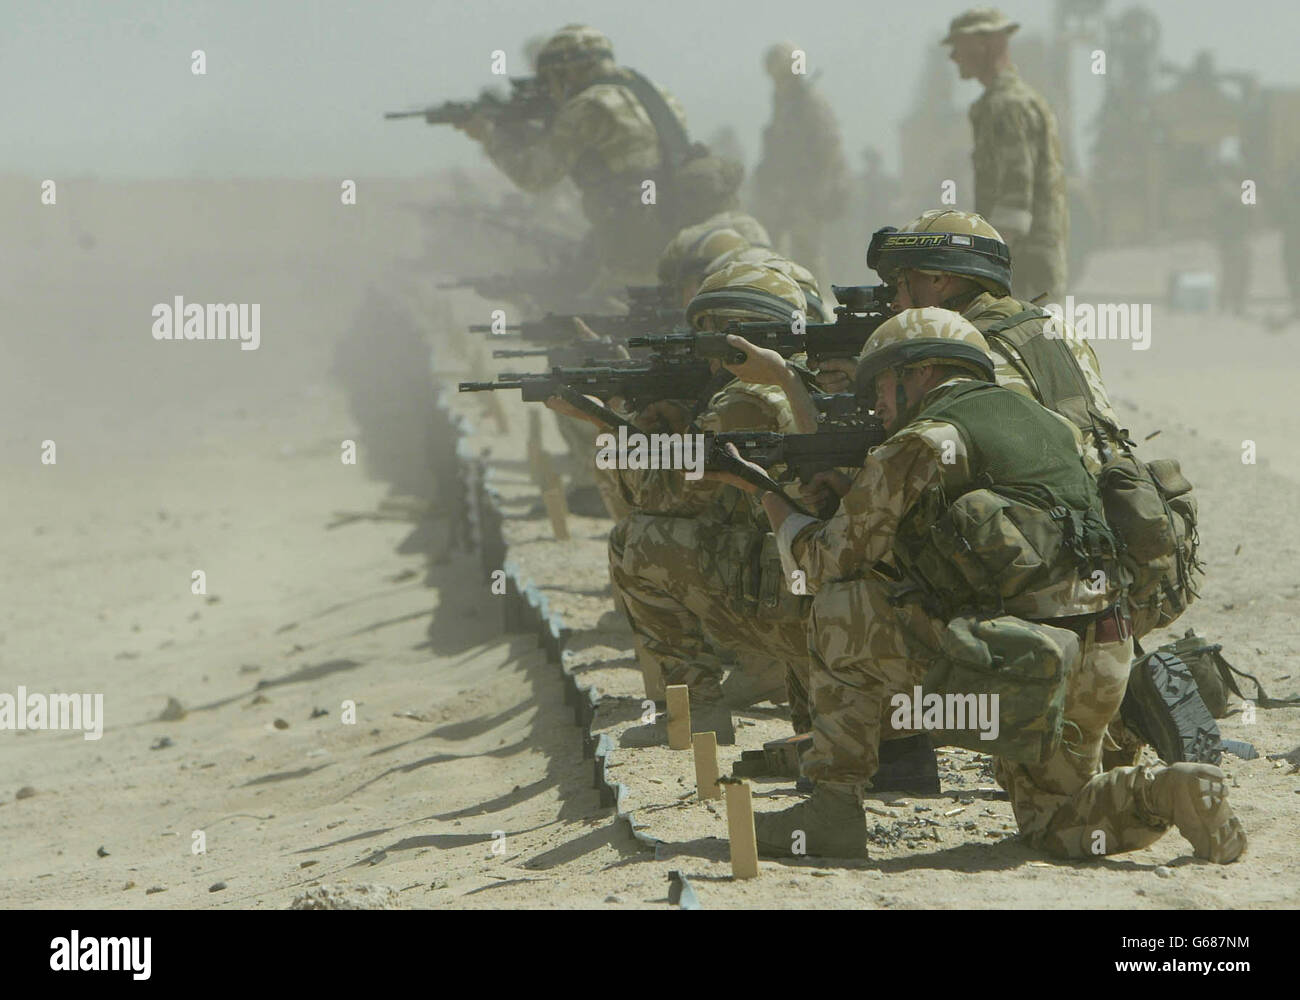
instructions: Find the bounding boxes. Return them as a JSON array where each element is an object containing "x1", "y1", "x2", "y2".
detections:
[
  {"x1": 738, "y1": 531, "x2": 811, "y2": 622},
  {"x1": 922, "y1": 614, "x2": 1080, "y2": 765},
  {"x1": 1097, "y1": 454, "x2": 1201, "y2": 638},
  {"x1": 895, "y1": 487, "x2": 1110, "y2": 619}
]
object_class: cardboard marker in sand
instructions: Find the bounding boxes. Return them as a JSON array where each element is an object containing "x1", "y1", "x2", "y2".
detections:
[
  {"x1": 693, "y1": 731, "x2": 721, "y2": 800},
  {"x1": 724, "y1": 779, "x2": 759, "y2": 879},
  {"x1": 665, "y1": 684, "x2": 691, "y2": 750}
]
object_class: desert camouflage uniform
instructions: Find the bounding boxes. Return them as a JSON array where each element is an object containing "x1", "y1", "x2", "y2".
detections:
[
  {"x1": 778, "y1": 309, "x2": 1179, "y2": 857},
  {"x1": 608, "y1": 378, "x2": 811, "y2": 708},
  {"x1": 970, "y1": 67, "x2": 1069, "y2": 301},
  {"x1": 608, "y1": 263, "x2": 821, "y2": 713},
  {"x1": 964, "y1": 291, "x2": 1125, "y2": 471},
  {"x1": 484, "y1": 68, "x2": 689, "y2": 296},
  {"x1": 754, "y1": 60, "x2": 849, "y2": 288}
]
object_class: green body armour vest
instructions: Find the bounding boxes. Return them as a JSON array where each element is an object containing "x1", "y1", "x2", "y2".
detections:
[
  {"x1": 977, "y1": 302, "x2": 1125, "y2": 456},
  {"x1": 975, "y1": 302, "x2": 1201, "y2": 638},
  {"x1": 892, "y1": 381, "x2": 1117, "y2": 618}
]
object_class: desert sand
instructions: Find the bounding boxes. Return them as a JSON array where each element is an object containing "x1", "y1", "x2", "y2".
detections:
[{"x1": 2, "y1": 176, "x2": 1296, "y2": 908}]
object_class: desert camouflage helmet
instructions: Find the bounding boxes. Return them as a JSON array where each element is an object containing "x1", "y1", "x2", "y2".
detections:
[
  {"x1": 868, "y1": 209, "x2": 1012, "y2": 296},
  {"x1": 535, "y1": 24, "x2": 614, "y2": 76},
  {"x1": 685, "y1": 260, "x2": 808, "y2": 330},
  {"x1": 940, "y1": 7, "x2": 1020, "y2": 45},
  {"x1": 854, "y1": 307, "x2": 996, "y2": 399},
  {"x1": 657, "y1": 227, "x2": 752, "y2": 289}
]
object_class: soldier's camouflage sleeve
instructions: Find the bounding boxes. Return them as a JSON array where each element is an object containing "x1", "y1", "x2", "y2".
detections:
[
  {"x1": 778, "y1": 423, "x2": 961, "y2": 592},
  {"x1": 614, "y1": 380, "x2": 795, "y2": 518},
  {"x1": 973, "y1": 95, "x2": 1036, "y2": 239},
  {"x1": 483, "y1": 83, "x2": 668, "y2": 192}
]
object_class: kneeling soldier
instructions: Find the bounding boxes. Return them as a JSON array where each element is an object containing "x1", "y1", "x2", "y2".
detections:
[{"x1": 711, "y1": 308, "x2": 1246, "y2": 862}]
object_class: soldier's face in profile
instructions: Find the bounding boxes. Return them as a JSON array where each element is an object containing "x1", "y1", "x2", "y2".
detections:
[
  {"x1": 948, "y1": 36, "x2": 983, "y2": 79},
  {"x1": 893, "y1": 270, "x2": 941, "y2": 310},
  {"x1": 873, "y1": 370, "x2": 902, "y2": 431}
]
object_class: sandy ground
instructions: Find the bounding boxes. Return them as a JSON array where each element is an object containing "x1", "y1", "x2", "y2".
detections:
[{"x1": 3, "y1": 176, "x2": 1297, "y2": 908}]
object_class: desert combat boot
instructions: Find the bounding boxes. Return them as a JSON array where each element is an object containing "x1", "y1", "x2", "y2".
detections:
[
  {"x1": 754, "y1": 782, "x2": 868, "y2": 859},
  {"x1": 1140, "y1": 763, "x2": 1248, "y2": 863}
]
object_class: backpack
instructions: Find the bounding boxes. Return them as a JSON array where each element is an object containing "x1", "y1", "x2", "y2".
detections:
[{"x1": 980, "y1": 306, "x2": 1202, "y2": 638}]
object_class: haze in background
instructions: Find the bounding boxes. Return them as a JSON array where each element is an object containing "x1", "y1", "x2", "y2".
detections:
[{"x1": 6, "y1": 0, "x2": 1300, "y2": 180}]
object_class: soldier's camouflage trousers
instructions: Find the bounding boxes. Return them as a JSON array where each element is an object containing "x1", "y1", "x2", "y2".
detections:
[
  {"x1": 555, "y1": 415, "x2": 632, "y2": 521},
  {"x1": 609, "y1": 512, "x2": 810, "y2": 721},
  {"x1": 804, "y1": 575, "x2": 1176, "y2": 858}
]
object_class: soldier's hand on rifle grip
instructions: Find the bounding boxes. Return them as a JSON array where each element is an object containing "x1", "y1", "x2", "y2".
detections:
[
  {"x1": 801, "y1": 469, "x2": 852, "y2": 507},
  {"x1": 700, "y1": 443, "x2": 773, "y2": 495},
  {"x1": 721, "y1": 334, "x2": 792, "y2": 386},
  {"x1": 813, "y1": 359, "x2": 856, "y2": 395}
]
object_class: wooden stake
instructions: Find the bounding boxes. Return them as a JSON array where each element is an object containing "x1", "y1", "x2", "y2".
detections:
[
  {"x1": 693, "y1": 732, "x2": 720, "y2": 800},
  {"x1": 488, "y1": 391, "x2": 509, "y2": 435},
  {"x1": 724, "y1": 780, "x2": 759, "y2": 879},
  {"x1": 665, "y1": 684, "x2": 691, "y2": 750},
  {"x1": 526, "y1": 410, "x2": 544, "y2": 486},
  {"x1": 540, "y1": 487, "x2": 570, "y2": 541},
  {"x1": 632, "y1": 636, "x2": 666, "y2": 702}
]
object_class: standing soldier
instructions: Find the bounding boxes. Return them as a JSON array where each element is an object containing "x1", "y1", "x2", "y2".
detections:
[
  {"x1": 753, "y1": 42, "x2": 850, "y2": 292},
  {"x1": 943, "y1": 8, "x2": 1069, "y2": 302}
]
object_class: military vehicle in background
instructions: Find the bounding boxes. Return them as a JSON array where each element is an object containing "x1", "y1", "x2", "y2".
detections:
[{"x1": 890, "y1": 0, "x2": 1300, "y2": 286}]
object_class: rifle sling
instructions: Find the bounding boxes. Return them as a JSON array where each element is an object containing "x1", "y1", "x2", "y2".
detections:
[{"x1": 591, "y1": 70, "x2": 693, "y2": 172}]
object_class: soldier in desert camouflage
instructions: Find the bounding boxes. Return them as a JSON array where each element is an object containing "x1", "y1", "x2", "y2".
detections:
[
  {"x1": 554, "y1": 262, "x2": 811, "y2": 736},
  {"x1": 712, "y1": 309, "x2": 1246, "y2": 863},
  {"x1": 943, "y1": 8, "x2": 1069, "y2": 302},
  {"x1": 456, "y1": 24, "x2": 739, "y2": 303},
  {"x1": 753, "y1": 42, "x2": 850, "y2": 293}
]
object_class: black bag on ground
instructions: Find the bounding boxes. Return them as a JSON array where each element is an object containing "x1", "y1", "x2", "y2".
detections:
[{"x1": 1158, "y1": 628, "x2": 1300, "y2": 716}]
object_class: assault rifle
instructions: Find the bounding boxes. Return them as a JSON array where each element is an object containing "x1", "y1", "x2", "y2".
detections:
[
  {"x1": 539, "y1": 387, "x2": 810, "y2": 515},
  {"x1": 385, "y1": 76, "x2": 554, "y2": 126},
  {"x1": 470, "y1": 307, "x2": 685, "y2": 344},
  {"x1": 705, "y1": 425, "x2": 885, "y2": 484},
  {"x1": 458, "y1": 357, "x2": 719, "y2": 414},
  {"x1": 625, "y1": 283, "x2": 894, "y2": 365},
  {"x1": 808, "y1": 392, "x2": 877, "y2": 428},
  {"x1": 438, "y1": 270, "x2": 565, "y2": 304},
  {"x1": 491, "y1": 340, "x2": 629, "y2": 367},
  {"x1": 705, "y1": 422, "x2": 887, "y2": 517}
]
